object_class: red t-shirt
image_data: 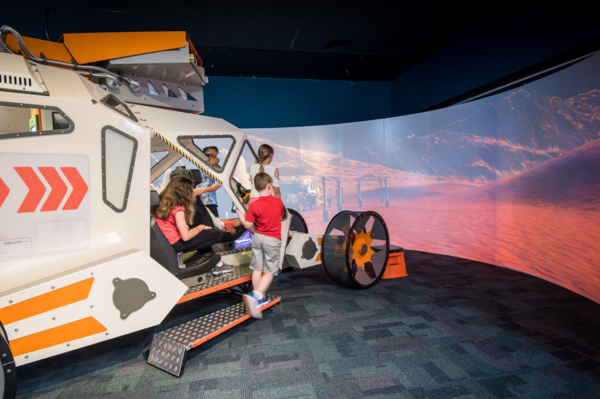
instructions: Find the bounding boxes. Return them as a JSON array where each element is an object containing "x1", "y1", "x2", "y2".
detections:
[
  {"x1": 245, "y1": 196, "x2": 284, "y2": 240},
  {"x1": 154, "y1": 206, "x2": 185, "y2": 245}
]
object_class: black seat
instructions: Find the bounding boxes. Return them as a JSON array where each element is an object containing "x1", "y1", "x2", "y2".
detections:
[{"x1": 150, "y1": 190, "x2": 221, "y2": 279}]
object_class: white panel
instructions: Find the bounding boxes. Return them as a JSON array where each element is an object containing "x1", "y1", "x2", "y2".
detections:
[
  {"x1": 285, "y1": 233, "x2": 323, "y2": 269},
  {"x1": 1, "y1": 250, "x2": 187, "y2": 367},
  {"x1": 36, "y1": 220, "x2": 88, "y2": 251},
  {"x1": 0, "y1": 152, "x2": 92, "y2": 263},
  {"x1": 0, "y1": 53, "x2": 47, "y2": 94},
  {"x1": 0, "y1": 238, "x2": 32, "y2": 255}
]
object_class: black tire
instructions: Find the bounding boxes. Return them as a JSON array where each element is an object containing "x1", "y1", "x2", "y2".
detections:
[
  {"x1": 287, "y1": 208, "x2": 309, "y2": 234},
  {"x1": 322, "y1": 210, "x2": 390, "y2": 289},
  {"x1": 1, "y1": 322, "x2": 17, "y2": 399}
]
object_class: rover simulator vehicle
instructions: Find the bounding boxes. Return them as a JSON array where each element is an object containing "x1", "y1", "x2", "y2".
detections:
[{"x1": 0, "y1": 26, "x2": 391, "y2": 398}]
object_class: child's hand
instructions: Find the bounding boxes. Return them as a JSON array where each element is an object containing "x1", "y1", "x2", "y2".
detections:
[{"x1": 211, "y1": 183, "x2": 221, "y2": 191}]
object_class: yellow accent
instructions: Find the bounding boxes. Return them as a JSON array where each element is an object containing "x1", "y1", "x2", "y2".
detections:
[
  {"x1": 59, "y1": 32, "x2": 191, "y2": 65},
  {"x1": 9, "y1": 317, "x2": 106, "y2": 357},
  {"x1": 0, "y1": 278, "x2": 94, "y2": 326},
  {"x1": 351, "y1": 230, "x2": 375, "y2": 270},
  {"x1": 5, "y1": 35, "x2": 73, "y2": 63},
  {"x1": 317, "y1": 237, "x2": 323, "y2": 246},
  {"x1": 154, "y1": 132, "x2": 223, "y2": 184}
]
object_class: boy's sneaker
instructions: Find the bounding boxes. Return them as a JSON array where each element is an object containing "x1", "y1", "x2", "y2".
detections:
[
  {"x1": 213, "y1": 262, "x2": 234, "y2": 276},
  {"x1": 257, "y1": 296, "x2": 271, "y2": 307},
  {"x1": 242, "y1": 293, "x2": 263, "y2": 319}
]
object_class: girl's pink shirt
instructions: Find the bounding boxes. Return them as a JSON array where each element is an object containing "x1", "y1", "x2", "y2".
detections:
[{"x1": 154, "y1": 206, "x2": 185, "y2": 244}]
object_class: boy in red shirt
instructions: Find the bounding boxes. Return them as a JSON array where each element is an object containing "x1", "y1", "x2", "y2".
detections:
[{"x1": 236, "y1": 172, "x2": 285, "y2": 318}]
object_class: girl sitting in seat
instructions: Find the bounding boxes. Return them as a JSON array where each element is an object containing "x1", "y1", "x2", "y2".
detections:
[{"x1": 154, "y1": 175, "x2": 233, "y2": 275}]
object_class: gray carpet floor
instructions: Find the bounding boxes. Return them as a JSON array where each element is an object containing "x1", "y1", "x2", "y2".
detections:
[{"x1": 13, "y1": 250, "x2": 600, "y2": 398}]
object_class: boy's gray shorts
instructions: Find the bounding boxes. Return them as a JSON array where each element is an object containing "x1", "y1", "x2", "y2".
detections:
[{"x1": 250, "y1": 233, "x2": 282, "y2": 276}]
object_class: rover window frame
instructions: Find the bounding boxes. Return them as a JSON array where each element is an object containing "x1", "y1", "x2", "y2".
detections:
[
  {"x1": 229, "y1": 139, "x2": 258, "y2": 211},
  {"x1": 0, "y1": 101, "x2": 74, "y2": 140},
  {"x1": 99, "y1": 94, "x2": 138, "y2": 122},
  {"x1": 101, "y1": 125, "x2": 138, "y2": 213},
  {"x1": 177, "y1": 134, "x2": 236, "y2": 173}
]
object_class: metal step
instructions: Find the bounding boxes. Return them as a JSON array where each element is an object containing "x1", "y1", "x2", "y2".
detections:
[
  {"x1": 147, "y1": 297, "x2": 280, "y2": 377},
  {"x1": 177, "y1": 264, "x2": 253, "y2": 304}
]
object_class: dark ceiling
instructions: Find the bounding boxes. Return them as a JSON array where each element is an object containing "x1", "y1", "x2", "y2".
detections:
[{"x1": 3, "y1": 0, "x2": 505, "y2": 81}]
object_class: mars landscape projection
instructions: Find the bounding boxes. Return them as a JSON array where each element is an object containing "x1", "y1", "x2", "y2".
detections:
[{"x1": 245, "y1": 52, "x2": 600, "y2": 304}]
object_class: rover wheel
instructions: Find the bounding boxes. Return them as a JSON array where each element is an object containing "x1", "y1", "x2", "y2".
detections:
[{"x1": 1, "y1": 322, "x2": 17, "y2": 399}]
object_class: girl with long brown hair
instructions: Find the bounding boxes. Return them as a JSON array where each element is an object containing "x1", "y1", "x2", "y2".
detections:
[
  {"x1": 248, "y1": 144, "x2": 281, "y2": 204},
  {"x1": 154, "y1": 175, "x2": 233, "y2": 274}
]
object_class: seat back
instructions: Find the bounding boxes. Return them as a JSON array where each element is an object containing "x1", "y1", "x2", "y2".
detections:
[
  {"x1": 150, "y1": 189, "x2": 160, "y2": 211},
  {"x1": 150, "y1": 190, "x2": 222, "y2": 280},
  {"x1": 192, "y1": 197, "x2": 215, "y2": 228},
  {"x1": 150, "y1": 215, "x2": 180, "y2": 274},
  {"x1": 150, "y1": 189, "x2": 182, "y2": 273}
]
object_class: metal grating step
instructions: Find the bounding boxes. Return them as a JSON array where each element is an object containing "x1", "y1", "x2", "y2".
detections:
[
  {"x1": 147, "y1": 297, "x2": 280, "y2": 377},
  {"x1": 177, "y1": 264, "x2": 253, "y2": 304}
]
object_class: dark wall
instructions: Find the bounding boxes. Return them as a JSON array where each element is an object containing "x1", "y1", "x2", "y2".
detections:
[
  {"x1": 202, "y1": 9, "x2": 600, "y2": 128},
  {"x1": 391, "y1": 9, "x2": 600, "y2": 116},
  {"x1": 202, "y1": 76, "x2": 391, "y2": 129}
]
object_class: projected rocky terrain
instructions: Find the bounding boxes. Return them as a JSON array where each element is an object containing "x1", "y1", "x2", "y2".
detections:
[
  {"x1": 366, "y1": 89, "x2": 599, "y2": 183},
  {"x1": 247, "y1": 87, "x2": 600, "y2": 303}
]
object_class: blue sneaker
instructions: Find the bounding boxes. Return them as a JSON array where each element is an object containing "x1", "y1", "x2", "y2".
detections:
[
  {"x1": 257, "y1": 296, "x2": 271, "y2": 307},
  {"x1": 242, "y1": 293, "x2": 262, "y2": 319}
]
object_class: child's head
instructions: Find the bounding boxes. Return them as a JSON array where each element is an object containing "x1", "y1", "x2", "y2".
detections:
[
  {"x1": 257, "y1": 144, "x2": 274, "y2": 173},
  {"x1": 254, "y1": 172, "x2": 273, "y2": 195},
  {"x1": 155, "y1": 175, "x2": 195, "y2": 223}
]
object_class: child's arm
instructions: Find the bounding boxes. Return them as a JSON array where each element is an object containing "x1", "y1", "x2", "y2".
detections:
[
  {"x1": 175, "y1": 210, "x2": 211, "y2": 241},
  {"x1": 273, "y1": 168, "x2": 281, "y2": 199},
  {"x1": 235, "y1": 209, "x2": 254, "y2": 230},
  {"x1": 193, "y1": 183, "x2": 221, "y2": 197}
]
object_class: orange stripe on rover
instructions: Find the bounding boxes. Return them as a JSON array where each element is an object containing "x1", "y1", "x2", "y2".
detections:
[
  {"x1": 9, "y1": 317, "x2": 106, "y2": 357},
  {"x1": 0, "y1": 278, "x2": 94, "y2": 325}
]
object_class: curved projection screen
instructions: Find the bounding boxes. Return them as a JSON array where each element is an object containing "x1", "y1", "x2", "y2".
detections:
[{"x1": 245, "y1": 52, "x2": 600, "y2": 304}]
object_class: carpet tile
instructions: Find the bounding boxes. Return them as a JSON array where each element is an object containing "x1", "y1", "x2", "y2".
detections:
[{"x1": 13, "y1": 250, "x2": 600, "y2": 398}]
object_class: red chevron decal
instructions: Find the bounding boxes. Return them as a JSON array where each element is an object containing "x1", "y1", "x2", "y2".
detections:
[
  {"x1": 38, "y1": 167, "x2": 68, "y2": 212},
  {"x1": 0, "y1": 177, "x2": 9, "y2": 208},
  {"x1": 15, "y1": 167, "x2": 46, "y2": 213},
  {"x1": 61, "y1": 167, "x2": 88, "y2": 210}
]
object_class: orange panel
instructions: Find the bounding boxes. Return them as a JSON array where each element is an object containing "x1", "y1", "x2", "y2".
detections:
[
  {"x1": 0, "y1": 278, "x2": 94, "y2": 325},
  {"x1": 5, "y1": 35, "x2": 73, "y2": 63},
  {"x1": 60, "y1": 32, "x2": 188, "y2": 64},
  {"x1": 316, "y1": 253, "x2": 322, "y2": 262},
  {"x1": 382, "y1": 253, "x2": 408, "y2": 279},
  {"x1": 9, "y1": 317, "x2": 106, "y2": 357}
]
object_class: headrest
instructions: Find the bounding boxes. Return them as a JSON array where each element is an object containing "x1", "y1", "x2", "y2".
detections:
[
  {"x1": 150, "y1": 190, "x2": 160, "y2": 208},
  {"x1": 171, "y1": 166, "x2": 203, "y2": 186}
]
